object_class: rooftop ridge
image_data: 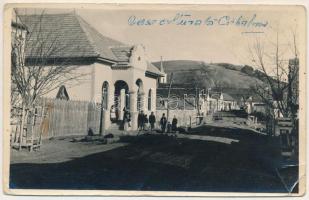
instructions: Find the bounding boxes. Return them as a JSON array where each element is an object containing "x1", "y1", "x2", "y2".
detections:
[
  {"x1": 75, "y1": 14, "x2": 130, "y2": 61},
  {"x1": 75, "y1": 14, "x2": 126, "y2": 45},
  {"x1": 74, "y1": 14, "x2": 100, "y2": 58},
  {"x1": 18, "y1": 12, "x2": 74, "y2": 17}
]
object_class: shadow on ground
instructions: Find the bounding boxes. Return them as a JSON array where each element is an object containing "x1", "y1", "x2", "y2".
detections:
[{"x1": 10, "y1": 126, "x2": 296, "y2": 192}]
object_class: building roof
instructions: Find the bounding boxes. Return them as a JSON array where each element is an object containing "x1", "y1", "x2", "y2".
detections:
[
  {"x1": 19, "y1": 12, "x2": 162, "y2": 75},
  {"x1": 147, "y1": 62, "x2": 164, "y2": 76},
  {"x1": 110, "y1": 46, "x2": 133, "y2": 62},
  {"x1": 210, "y1": 94, "x2": 221, "y2": 100},
  {"x1": 222, "y1": 93, "x2": 235, "y2": 101},
  {"x1": 208, "y1": 91, "x2": 221, "y2": 100},
  {"x1": 247, "y1": 95, "x2": 264, "y2": 102}
]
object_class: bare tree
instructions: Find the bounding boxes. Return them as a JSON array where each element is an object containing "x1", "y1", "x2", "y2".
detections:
[
  {"x1": 248, "y1": 29, "x2": 299, "y2": 119},
  {"x1": 11, "y1": 9, "x2": 89, "y2": 149},
  {"x1": 188, "y1": 62, "x2": 211, "y2": 116}
]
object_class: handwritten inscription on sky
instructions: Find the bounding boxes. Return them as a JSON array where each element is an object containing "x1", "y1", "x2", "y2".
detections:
[{"x1": 128, "y1": 13, "x2": 268, "y2": 28}]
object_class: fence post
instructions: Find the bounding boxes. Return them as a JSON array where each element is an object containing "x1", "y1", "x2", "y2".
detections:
[{"x1": 18, "y1": 105, "x2": 26, "y2": 151}]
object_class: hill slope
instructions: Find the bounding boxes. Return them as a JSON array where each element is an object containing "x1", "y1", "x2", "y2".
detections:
[{"x1": 152, "y1": 60, "x2": 264, "y2": 90}]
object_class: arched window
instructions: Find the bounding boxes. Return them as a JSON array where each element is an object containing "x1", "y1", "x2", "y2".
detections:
[
  {"x1": 148, "y1": 89, "x2": 152, "y2": 111},
  {"x1": 102, "y1": 81, "x2": 109, "y2": 110},
  {"x1": 56, "y1": 85, "x2": 69, "y2": 100}
]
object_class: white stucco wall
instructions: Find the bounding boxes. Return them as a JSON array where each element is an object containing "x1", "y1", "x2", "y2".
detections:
[
  {"x1": 43, "y1": 64, "x2": 94, "y2": 101},
  {"x1": 129, "y1": 44, "x2": 157, "y2": 115},
  {"x1": 93, "y1": 62, "x2": 114, "y2": 104}
]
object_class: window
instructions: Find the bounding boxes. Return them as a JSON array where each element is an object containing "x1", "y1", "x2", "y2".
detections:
[{"x1": 56, "y1": 85, "x2": 69, "y2": 100}]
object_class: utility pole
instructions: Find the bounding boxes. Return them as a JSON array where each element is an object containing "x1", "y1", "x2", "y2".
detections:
[{"x1": 166, "y1": 72, "x2": 174, "y2": 122}]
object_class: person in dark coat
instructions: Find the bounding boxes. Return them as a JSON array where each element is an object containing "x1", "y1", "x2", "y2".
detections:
[
  {"x1": 138, "y1": 111, "x2": 144, "y2": 131},
  {"x1": 149, "y1": 112, "x2": 156, "y2": 132},
  {"x1": 160, "y1": 113, "x2": 167, "y2": 133},
  {"x1": 172, "y1": 115, "x2": 178, "y2": 133}
]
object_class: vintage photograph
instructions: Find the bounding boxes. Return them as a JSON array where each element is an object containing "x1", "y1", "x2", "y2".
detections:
[{"x1": 3, "y1": 4, "x2": 306, "y2": 195}]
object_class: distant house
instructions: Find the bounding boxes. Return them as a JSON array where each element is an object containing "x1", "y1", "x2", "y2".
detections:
[
  {"x1": 156, "y1": 83, "x2": 204, "y2": 110},
  {"x1": 156, "y1": 83, "x2": 207, "y2": 126},
  {"x1": 206, "y1": 92, "x2": 221, "y2": 113},
  {"x1": 245, "y1": 95, "x2": 266, "y2": 114},
  {"x1": 222, "y1": 93, "x2": 238, "y2": 111},
  {"x1": 206, "y1": 91, "x2": 238, "y2": 113}
]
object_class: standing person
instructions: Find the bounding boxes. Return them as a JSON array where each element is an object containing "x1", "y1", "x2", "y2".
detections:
[
  {"x1": 123, "y1": 108, "x2": 131, "y2": 130},
  {"x1": 172, "y1": 115, "x2": 178, "y2": 133},
  {"x1": 110, "y1": 105, "x2": 116, "y2": 122},
  {"x1": 160, "y1": 113, "x2": 167, "y2": 133},
  {"x1": 144, "y1": 114, "x2": 149, "y2": 131},
  {"x1": 138, "y1": 110, "x2": 145, "y2": 132},
  {"x1": 167, "y1": 121, "x2": 172, "y2": 133},
  {"x1": 149, "y1": 112, "x2": 156, "y2": 132}
]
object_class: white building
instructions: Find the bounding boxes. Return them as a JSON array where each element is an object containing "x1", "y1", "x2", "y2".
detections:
[
  {"x1": 245, "y1": 96, "x2": 266, "y2": 114},
  {"x1": 20, "y1": 12, "x2": 164, "y2": 132}
]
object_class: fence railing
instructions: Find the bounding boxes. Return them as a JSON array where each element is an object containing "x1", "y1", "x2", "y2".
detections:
[{"x1": 11, "y1": 98, "x2": 102, "y2": 142}]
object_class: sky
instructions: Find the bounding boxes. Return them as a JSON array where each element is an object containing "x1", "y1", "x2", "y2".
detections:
[{"x1": 16, "y1": 5, "x2": 306, "y2": 67}]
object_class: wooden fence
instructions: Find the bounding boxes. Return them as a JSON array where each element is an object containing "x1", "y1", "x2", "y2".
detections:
[
  {"x1": 42, "y1": 98, "x2": 101, "y2": 138},
  {"x1": 11, "y1": 98, "x2": 102, "y2": 141}
]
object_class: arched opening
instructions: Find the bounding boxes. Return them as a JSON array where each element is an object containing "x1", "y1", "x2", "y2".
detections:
[
  {"x1": 56, "y1": 85, "x2": 69, "y2": 100},
  {"x1": 148, "y1": 89, "x2": 152, "y2": 111},
  {"x1": 114, "y1": 80, "x2": 130, "y2": 123},
  {"x1": 136, "y1": 79, "x2": 144, "y2": 112}
]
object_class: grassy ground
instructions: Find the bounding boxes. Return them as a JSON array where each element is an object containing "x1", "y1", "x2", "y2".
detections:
[{"x1": 10, "y1": 125, "x2": 297, "y2": 192}]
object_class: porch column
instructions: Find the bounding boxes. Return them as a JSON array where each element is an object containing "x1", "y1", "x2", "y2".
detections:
[
  {"x1": 119, "y1": 89, "x2": 126, "y2": 121},
  {"x1": 102, "y1": 84, "x2": 114, "y2": 131},
  {"x1": 129, "y1": 90, "x2": 138, "y2": 131},
  {"x1": 140, "y1": 92, "x2": 145, "y2": 112},
  {"x1": 152, "y1": 89, "x2": 156, "y2": 112}
]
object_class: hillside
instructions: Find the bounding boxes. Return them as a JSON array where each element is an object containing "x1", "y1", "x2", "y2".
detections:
[{"x1": 152, "y1": 60, "x2": 265, "y2": 90}]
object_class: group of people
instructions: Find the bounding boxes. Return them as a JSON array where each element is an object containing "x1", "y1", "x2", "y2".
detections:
[
  {"x1": 112, "y1": 105, "x2": 179, "y2": 133},
  {"x1": 159, "y1": 113, "x2": 178, "y2": 133},
  {"x1": 138, "y1": 111, "x2": 178, "y2": 133},
  {"x1": 137, "y1": 111, "x2": 156, "y2": 132}
]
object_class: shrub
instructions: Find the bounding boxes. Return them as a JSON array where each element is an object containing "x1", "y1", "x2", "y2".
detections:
[{"x1": 241, "y1": 65, "x2": 254, "y2": 75}]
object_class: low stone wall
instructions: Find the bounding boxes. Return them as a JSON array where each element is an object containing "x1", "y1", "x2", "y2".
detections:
[{"x1": 155, "y1": 110, "x2": 198, "y2": 127}]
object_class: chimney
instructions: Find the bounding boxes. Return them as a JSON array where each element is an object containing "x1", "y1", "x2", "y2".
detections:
[{"x1": 160, "y1": 56, "x2": 165, "y2": 73}]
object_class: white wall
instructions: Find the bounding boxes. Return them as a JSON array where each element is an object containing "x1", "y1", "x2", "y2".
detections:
[
  {"x1": 43, "y1": 64, "x2": 94, "y2": 101},
  {"x1": 93, "y1": 62, "x2": 114, "y2": 104}
]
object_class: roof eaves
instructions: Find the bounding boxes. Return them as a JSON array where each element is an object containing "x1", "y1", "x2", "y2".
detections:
[
  {"x1": 96, "y1": 57, "x2": 118, "y2": 64},
  {"x1": 146, "y1": 70, "x2": 164, "y2": 77}
]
